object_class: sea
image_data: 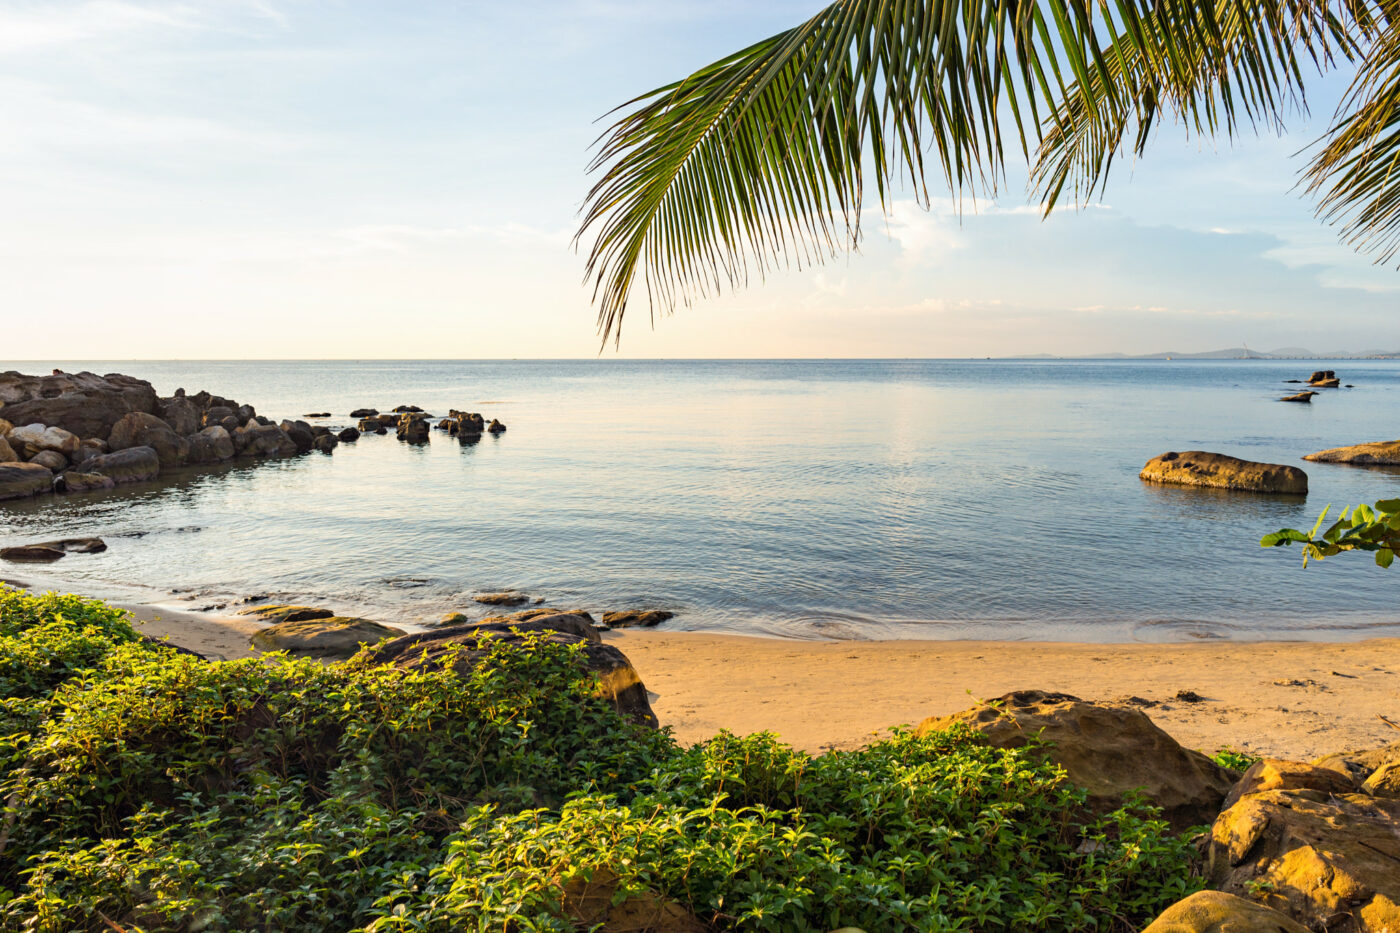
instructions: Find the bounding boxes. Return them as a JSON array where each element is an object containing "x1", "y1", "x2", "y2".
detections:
[{"x1": 2, "y1": 359, "x2": 1398, "y2": 642}]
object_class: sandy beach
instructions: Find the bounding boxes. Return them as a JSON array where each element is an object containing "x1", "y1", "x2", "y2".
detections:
[{"x1": 101, "y1": 593, "x2": 1400, "y2": 762}]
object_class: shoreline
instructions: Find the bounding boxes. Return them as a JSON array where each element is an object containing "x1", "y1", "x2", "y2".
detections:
[{"x1": 9, "y1": 577, "x2": 1390, "y2": 762}]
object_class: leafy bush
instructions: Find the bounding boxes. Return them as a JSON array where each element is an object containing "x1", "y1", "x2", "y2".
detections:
[
  {"x1": 1211, "y1": 747, "x2": 1260, "y2": 772},
  {"x1": 0, "y1": 587, "x2": 1199, "y2": 932},
  {"x1": 1263, "y1": 498, "x2": 1400, "y2": 568}
]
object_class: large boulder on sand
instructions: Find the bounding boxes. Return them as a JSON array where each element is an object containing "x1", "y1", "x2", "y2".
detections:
[
  {"x1": 363, "y1": 612, "x2": 657, "y2": 727},
  {"x1": 1207, "y1": 774, "x2": 1400, "y2": 932},
  {"x1": 1303, "y1": 439, "x2": 1400, "y2": 466},
  {"x1": 916, "y1": 690, "x2": 1237, "y2": 831},
  {"x1": 250, "y1": 617, "x2": 405, "y2": 659},
  {"x1": 1140, "y1": 451, "x2": 1307, "y2": 495},
  {"x1": 82, "y1": 446, "x2": 160, "y2": 485},
  {"x1": 0, "y1": 371, "x2": 158, "y2": 439},
  {"x1": 109, "y1": 412, "x2": 188, "y2": 468},
  {"x1": 1141, "y1": 891, "x2": 1309, "y2": 933},
  {"x1": 0, "y1": 462, "x2": 54, "y2": 501}
]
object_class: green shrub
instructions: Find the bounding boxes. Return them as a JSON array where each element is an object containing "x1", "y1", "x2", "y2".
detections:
[{"x1": 0, "y1": 588, "x2": 1200, "y2": 932}]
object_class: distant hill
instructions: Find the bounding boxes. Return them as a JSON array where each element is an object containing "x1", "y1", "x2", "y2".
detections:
[{"x1": 1009, "y1": 347, "x2": 1400, "y2": 360}]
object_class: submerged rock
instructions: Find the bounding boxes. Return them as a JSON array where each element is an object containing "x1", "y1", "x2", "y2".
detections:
[
  {"x1": 1279, "y1": 391, "x2": 1317, "y2": 403},
  {"x1": 1139, "y1": 451, "x2": 1307, "y2": 495},
  {"x1": 0, "y1": 462, "x2": 55, "y2": 501},
  {"x1": 56, "y1": 471, "x2": 116, "y2": 493},
  {"x1": 1303, "y1": 439, "x2": 1400, "y2": 466},
  {"x1": 337, "y1": 426, "x2": 360, "y2": 442},
  {"x1": 0, "y1": 538, "x2": 106, "y2": 563},
  {"x1": 917, "y1": 690, "x2": 1237, "y2": 831},
  {"x1": 475, "y1": 592, "x2": 530, "y2": 607},
  {"x1": 600, "y1": 610, "x2": 675, "y2": 628},
  {"x1": 250, "y1": 617, "x2": 405, "y2": 659},
  {"x1": 236, "y1": 605, "x2": 336, "y2": 625}
]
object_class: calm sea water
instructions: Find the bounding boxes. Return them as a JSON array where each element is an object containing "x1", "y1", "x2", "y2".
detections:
[{"x1": 2, "y1": 359, "x2": 1398, "y2": 642}]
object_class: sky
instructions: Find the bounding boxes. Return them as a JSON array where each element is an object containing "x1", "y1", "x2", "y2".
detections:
[{"x1": 1, "y1": 0, "x2": 1397, "y2": 359}]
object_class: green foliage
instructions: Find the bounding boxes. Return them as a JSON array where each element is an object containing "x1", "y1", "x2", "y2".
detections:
[
  {"x1": 1261, "y1": 497, "x2": 1400, "y2": 568},
  {"x1": 0, "y1": 587, "x2": 1200, "y2": 932},
  {"x1": 1211, "y1": 747, "x2": 1260, "y2": 771}
]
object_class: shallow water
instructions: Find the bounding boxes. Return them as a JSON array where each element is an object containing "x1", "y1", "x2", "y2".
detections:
[{"x1": 2, "y1": 358, "x2": 1398, "y2": 641}]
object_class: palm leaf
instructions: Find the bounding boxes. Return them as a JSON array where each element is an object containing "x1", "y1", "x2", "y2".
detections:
[{"x1": 579, "y1": 0, "x2": 1364, "y2": 344}]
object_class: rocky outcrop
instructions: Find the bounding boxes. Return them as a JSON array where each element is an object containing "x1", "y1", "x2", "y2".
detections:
[
  {"x1": 279, "y1": 420, "x2": 315, "y2": 455},
  {"x1": 1221, "y1": 758, "x2": 1356, "y2": 810},
  {"x1": 475, "y1": 592, "x2": 530, "y2": 607},
  {"x1": 236, "y1": 605, "x2": 336, "y2": 625},
  {"x1": 109, "y1": 412, "x2": 188, "y2": 468},
  {"x1": 1313, "y1": 741, "x2": 1400, "y2": 788},
  {"x1": 601, "y1": 610, "x2": 675, "y2": 628},
  {"x1": 0, "y1": 462, "x2": 54, "y2": 500},
  {"x1": 364, "y1": 613, "x2": 657, "y2": 727},
  {"x1": 233, "y1": 423, "x2": 297, "y2": 458},
  {"x1": 396, "y1": 414, "x2": 429, "y2": 442},
  {"x1": 0, "y1": 371, "x2": 158, "y2": 439},
  {"x1": 916, "y1": 690, "x2": 1237, "y2": 831},
  {"x1": 83, "y1": 446, "x2": 161, "y2": 485},
  {"x1": 1141, "y1": 891, "x2": 1309, "y2": 933},
  {"x1": 1280, "y1": 392, "x2": 1317, "y2": 403},
  {"x1": 1140, "y1": 452, "x2": 1308, "y2": 496},
  {"x1": 1303, "y1": 439, "x2": 1400, "y2": 466},
  {"x1": 198, "y1": 426, "x2": 235, "y2": 461},
  {"x1": 313, "y1": 434, "x2": 338, "y2": 453},
  {"x1": 488, "y1": 419, "x2": 507, "y2": 434},
  {"x1": 337, "y1": 427, "x2": 360, "y2": 442},
  {"x1": 157, "y1": 396, "x2": 201, "y2": 436},
  {"x1": 1207, "y1": 768, "x2": 1400, "y2": 932},
  {"x1": 1307, "y1": 370, "x2": 1341, "y2": 387},
  {"x1": 250, "y1": 617, "x2": 405, "y2": 659}
]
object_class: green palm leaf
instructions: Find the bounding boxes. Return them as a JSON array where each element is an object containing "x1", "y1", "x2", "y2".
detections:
[{"x1": 579, "y1": 0, "x2": 1387, "y2": 344}]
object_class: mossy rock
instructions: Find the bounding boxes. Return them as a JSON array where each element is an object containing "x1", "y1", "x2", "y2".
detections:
[
  {"x1": 250, "y1": 617, "x2": 405, "y2": 659},
  {"x1": 236, "y1": 605, "x2": 335, "y2": 624}
]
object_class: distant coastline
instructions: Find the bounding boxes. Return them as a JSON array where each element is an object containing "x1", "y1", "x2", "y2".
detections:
[{"x1": 1008, "y1": 346, "x2": 1400, "y2": 360}]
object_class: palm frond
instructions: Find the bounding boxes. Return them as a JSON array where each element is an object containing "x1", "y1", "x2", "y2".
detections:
[{"x1": 579, "y1": 0, "x2": 1361, "y2": 345}]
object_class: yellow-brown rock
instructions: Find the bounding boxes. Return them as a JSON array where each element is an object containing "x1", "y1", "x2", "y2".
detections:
[
  {"x1": 1207, "y1": 788, "x2": 1400, "y2": 932},
  {"x1": 1303, "y1": 439, "x2": 1400, "y2": 466},
  {"x1": 250, "y1": 617, "x2": 404, "y2": 659},
  {"x1": 916, "y1": 690, "x2": 1237, "y2": 831},
  {"x1": 1221, "y1": 758, "x2": 1356, "y2": 810},
  {"x1": 1141, "y1": 890, "x2": 1309, "y2": 933},
  {"x1": 1139, "y1": 452, "x2": 1307, "y2": 495},
  {"x1": 1361, "y1": 761, "x2": 1400, "y2": 798}
]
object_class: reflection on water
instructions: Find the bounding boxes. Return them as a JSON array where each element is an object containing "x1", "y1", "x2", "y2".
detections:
[{"x1": 2, "y1": 358, "x2": 1399, "y2": 642}]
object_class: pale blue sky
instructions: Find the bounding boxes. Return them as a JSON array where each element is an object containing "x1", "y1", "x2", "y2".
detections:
[{"x1": 2, "y1": 0, "x2": 1396, "y2": 358}]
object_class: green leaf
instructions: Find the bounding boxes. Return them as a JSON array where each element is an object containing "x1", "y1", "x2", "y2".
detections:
[
  {"x1": 1377, "y1": 548, "x2": 1395, "y2": 568},
  {"x1": 1260, "y1": 530, "x2": 1309, "y2": 547}
]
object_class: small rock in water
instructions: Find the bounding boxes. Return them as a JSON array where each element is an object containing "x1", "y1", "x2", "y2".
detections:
[
  {"x1": 439, "y1": 611, "x2": 471, "y2": 625},
  {"x1": 600, "y1": 609, "x2": 676, "y2": 628},
  {"x1": 236, "y1": 605, "x2": 336, "y2": 624},
  {"x1": 349, "y1": 408, "x2": 378, "y2": 418},
  {"x1": 1280, "y1": 391, "x2": 1317, "y2": 403},
  {"x1": 304, "y1": 412, "x2": 331, "y2": 418},
  {"x1": 0, "y1": 545, "x2": 66, "y2": 563},
  {"x1": 474, "y1": 592, "x2": 530, "y2": 607}
]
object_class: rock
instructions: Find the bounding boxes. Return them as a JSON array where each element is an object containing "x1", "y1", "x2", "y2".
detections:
[
  {"x1": 1307, "y1": 370, "x2": 1336, "y2": 384},
  {"x1": 0, "y1": 371, "x2": 158, "y2": 439},
  {"x1": 279, "y1": 420, "x2": 316, "y2": 454},
  {"x1": 337, "y1": 427, "x2": 360, "y2": 442},
  {"x1": 475, "y1": 592, "x2": 529, "y2": 607},
  {"x1": 1141, "y1": 890, "x2": 1309, "y2": 933},
  {"x1": 1313, "y1": 378, "x2": 1341, "y2": 388},
  {"x1": 235, "y1": 404, "x2": 256, "y2": 423},
  {"x1": 202, "y1": 406, "x2": 235, "y2": 429},
  {"x1": 916, "y1": 690, "x2": 1237, "y2": 831},
  {"x1": 0, "y1": 462, "x2": 55, "y2": 500},
  {"x1": 157, "y1": 396, "x2": 200, "y2": 435},
  {"x1": 488, "y1": 418, "x2": 507, "y2": 434},
  {"x1": 439, "y1": 612, "x2": 471, "y2": 626},
  {"x1": 1303, "y1": 439, "x2": 1400, "y2": 466},
  {"x1": 197, "y1": 426, "x2": 235, "y2": 461},
  {"x1": 0, "y1": 435, "x2": 16, "y2": 463},
  {"x1": 83, "y1": 446, "x2": 161, "y2": 485},
  {"x1": 310, "y1": 426, "x2": 331, "y2": 438},
  {"x1": 600, "y1": 610, "x2": 675, "y2": 628},
  {"x1": 235, "y1": 605, "x2": 336, "y2": 624},
  {"x1": 109, "y1": 412, "x2": 188, "y2": 468},
  {"x1": 472, "y1": 611, "x2": 601, "y2": 643},
  {"x1": 312, "y1": 434, "x2": 338, "y2": 454},
  {"x1": 8, "y1": 424, "x2": 80, "y2": 458},
  {"x1": 1279, "y1": 392, "x2": 1317, "y2": 403},
  {"x1": 1207, "y1": 787, "x2": 1400, "y2": 932},
  {"x1": 233, "y1": 423, "x2": 297, "y2": 458},
  {"x1": 0, "y1": 419, "x2": 11, "y2": 436},
  {"x1": 1362, "y1": 761, "x2": 1400, "y2": 797},
  {"x1": 363, "y1": 615, "x2": 656, "y2": 727},
  {"x1": 0, "y1": 545, "x2": 65, "y2": 563},
  {"x1": 440, "y1": 411, "x2": 485, "y2": 437},
  {"x1": 250, "y1": 617, "x2": 405, "y2": 659},
  {"x1": 350, "y1": 408, "x2": 378, "y2": 418},
  {"x1": 396, "y1": 414, "x2": 429, "y2": 442},
  {"x1": 562, "y1": 866, "x2": 709, "y2": 933},
  {"x1": 28, "y1": 450, "x2": 67, "y2": 472},
  {"x1": 392, "y1": 405, "x2": 423, "y2": 413},
  {"x1": 37, "y1": 537, "x2": 106, "y2": 554},
  {"x1": 56, "y1": 471, "x2": 116, "y2": 493},
  {"x1": 1221, "y1": 758, "x2": 1356, "y2": 810},
  {"x1": 1139, "y1": 451, "x2": 1307, "y2": 496},
  {"x1": 304, "y1": 412, "x2": 331, "y2": 418},
  {"x1": 1314, "y1": 742, "x2": 1400, "y2": 785}
]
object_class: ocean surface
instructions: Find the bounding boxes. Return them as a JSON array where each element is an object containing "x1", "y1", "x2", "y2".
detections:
[{"x1": 2, "y1": 359, "x2": 1398, "y2": 642}]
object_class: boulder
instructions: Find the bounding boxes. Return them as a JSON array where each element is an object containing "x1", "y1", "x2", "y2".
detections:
[
  {"x1": 250, "y1": 617, "x2": 405, "y2": 660},
  {"x1": 600, "y1": 610, "x2": 675, "y2": 628},
  {"x1": 1139, "y1": 452, "x2": 1307, "y2": 496},
  {"x1": 392, "y1": 405, "x2": 423, "y2": 413},
  {"x1": 109, "y1": 412, "x2": 188, "y2": 468},
  {"x1": 337, "y1": 427, "x2": 360, "y2": 442},
  {"x1": 197, "y1": 426, "x2": 235, "y2": 461},
  {"x1": 1362, "y1": 761, "x2": 1400, "y2": 797},
  {"x1": 56, "y1": 471, "x2": 116, "y2": 493},
  {"x1": 475, "y1": 592, "x2": 530, "y2": 607},
  {"x1": 1221, "y1": 758, "x2": 1356, "y2": 810},
  {"x1": 0, "y1": 545, "x2": 64, "y2": 563},
  {"x1": 363, "y1": 616, "x2": 656, "y2": 727},
  {"x1": 471, "y1": 611, "x2": 601, "y2": 642},
  {"x1": 28, "y1": 450, "x2": 67, "y2": 472},
  {"x1": 1207, "y1": 787, "x2": 1400, "y2": 932},
  {"x1": 439, "y1": 611, "x2": 471, "y2": 626},
  {"x1": 202, "y1": 406, "x2": 235, "y2": 429},
  {"x1": 1279, "y1": 392, "x2": 1317, "y2": 403},
  {"x1": 0, "y1": 418, "x2": 11, "y2": 436},
  {"x1": 1141, "y1": 891, "x2": 1309, "y2": 933},
  {"x1": 350, "y1": 408, "x2": 378, "y2": 418},
  {"x1": 440, "y1": 411, "x2": 485, "y2": 437},
  {"x1": 1303, "y1": 439, "x2": 1400, "y2": 466},
  {"x1": 312, "y1": 433, "x2": 338, "y2": 454},
  {"x1": 304, "y1": 412, "x2": 331, "y2": 419},
  {"x1": 488, "y1": 419, "x2": 507, "y2": 434},
  {"x1": 83, "y1": 446, "x2": 160, "y2": 485},
  {"x1": 236, "y1": 605, "x2": 336, "y2": 625},
  {"x1": 1313, "y1": 378, "x2": 1342, "y2": 388},
  {"x1": 916, "y1": 690, "x2": 1237, "y2": 831},
  {"x1": 279, "y1": 420, "x2": 316, "y2": 454},
  {"x1": 8, "y1": 424, "x2": 80, "y2": 457},
  {"x1": 397, "y1": 414, "x2": 429, "y2": 442},
  {"x1": 0, "y1": 371, "x2": 158, "y2": 439},
  {"x1": 0, "y1": 435, "x2": 16, "y2": 463},
  {"x1": 1307, "y1": 370, "x2": 1336, "y2": 384},
  {"x1": 157, "y1": 396, "x2": 200, "y2": 436},
  {"x1": 234, "y1": 423, "x2": 297, "y2": 458},
  {"x1": 235, "y1": 404, "x2": 256, "y2": 423},
  {"x1": 0, "y1": 462, "x2": 54, "y2": 501},
  {"x1": 1314, "y1": 742, "x2": 1400, "y2": 789},
  {"x1": 82, "y1": 437, "x2": 109, "y2": 455},
  {"x1": 32, "y1": 537, "x2": 106, "y2": 554}
]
